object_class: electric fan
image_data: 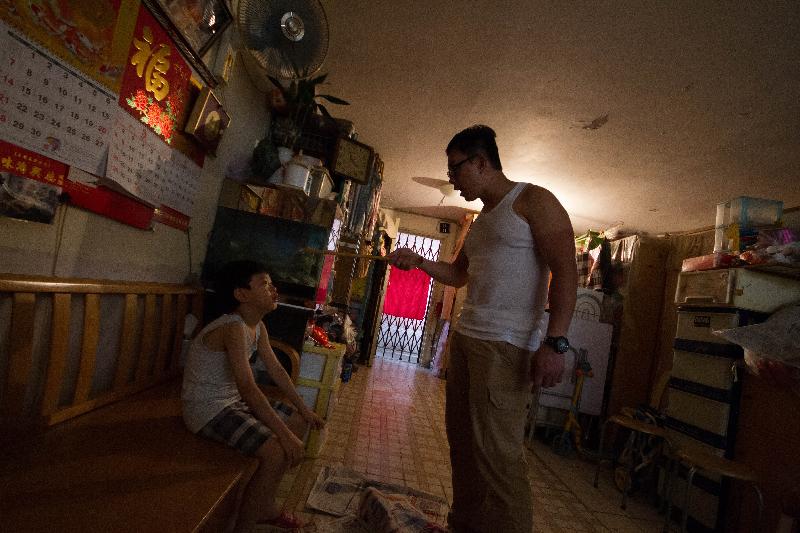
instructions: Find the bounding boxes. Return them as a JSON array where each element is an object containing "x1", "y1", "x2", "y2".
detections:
[{"x1": 237, "y1": 0, "x2": 329, "y2": 80}]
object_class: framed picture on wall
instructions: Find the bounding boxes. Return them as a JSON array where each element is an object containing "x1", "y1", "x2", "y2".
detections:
[
  {"x1": 143, "y1": 0, "x2": 233, "y2": 87},
  {"x1": 184, "y1": 87, "x2": 231, "y2": 155}
]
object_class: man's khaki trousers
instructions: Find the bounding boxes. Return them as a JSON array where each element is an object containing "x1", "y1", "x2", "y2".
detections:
[{"x1": 446, "y1": 331, "x2": 533, "y2": 533}]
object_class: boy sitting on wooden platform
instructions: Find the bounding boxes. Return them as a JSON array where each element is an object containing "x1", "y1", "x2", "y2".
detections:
[{"x1": 182, "y1": 260, "x2": 324, "y2": 532}]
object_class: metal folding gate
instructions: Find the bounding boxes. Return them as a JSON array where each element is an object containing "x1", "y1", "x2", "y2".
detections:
[{"x1": 376, "y1": 232, "x2": 441, "y2": 363}]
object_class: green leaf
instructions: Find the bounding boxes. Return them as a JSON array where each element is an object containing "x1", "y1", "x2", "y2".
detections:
[
  {"x1": 318, "y1": 94, "x2": 349, "y2": 105},
  {"x1": 309, "y1": 73, "x2": 328, "y2": 85},
  {"x1": 267, "y1": 75, "x2": 284, "y2": 89}
]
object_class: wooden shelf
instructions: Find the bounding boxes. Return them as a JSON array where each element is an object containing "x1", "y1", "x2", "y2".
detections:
[{"x1": 218, "y1": 179, "x2": 342, "y2": 228}]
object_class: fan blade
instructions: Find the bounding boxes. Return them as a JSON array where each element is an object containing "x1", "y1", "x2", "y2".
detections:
[
  {"x1": 395, "y1": 205, "x2": 479, "y2": 221},
  {"x1": 412, "y1": 176, "x2": 450, "y2": 189}
]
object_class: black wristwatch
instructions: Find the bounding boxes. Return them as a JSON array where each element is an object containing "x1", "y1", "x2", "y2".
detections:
[{"x1": 543, "y1": 335, "x2": 570, "y2": 354}]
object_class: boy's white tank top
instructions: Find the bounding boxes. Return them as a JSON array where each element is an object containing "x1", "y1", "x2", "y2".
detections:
[
  {"x1": 454, "y1": 182, "x2": 549, "y2": 351},
  {"x1": 181, "y1": 313, "x2": 259, "y2": 432}
]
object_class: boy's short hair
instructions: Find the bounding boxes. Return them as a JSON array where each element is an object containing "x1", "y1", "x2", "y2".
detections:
[{"x1": 214, "y1": 260, "x2": 269, "y2": 313}]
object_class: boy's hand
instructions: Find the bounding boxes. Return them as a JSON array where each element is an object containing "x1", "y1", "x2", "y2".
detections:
[
  {"x1": 301, "y1": 408, "x2": 326, "y2": 430},
  {"x1": 277, "y1": 431, "x2": 305, "y2": 467}
]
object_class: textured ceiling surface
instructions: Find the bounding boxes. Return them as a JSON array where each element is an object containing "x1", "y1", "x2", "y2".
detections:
[{"x1": 314, "y1": 1, "x2": 798, "y2": 233}]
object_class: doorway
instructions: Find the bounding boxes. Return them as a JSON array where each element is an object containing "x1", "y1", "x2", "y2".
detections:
[{"x1": 376, "y1": 231, "x2": 441, "y2": 363}]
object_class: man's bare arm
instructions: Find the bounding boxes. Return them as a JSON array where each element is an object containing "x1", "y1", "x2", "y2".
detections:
[
  {"x1": 517, "y1": 185, "x2": 577, "y2": 387},
  {"x1": 520, "y1": 185, "x2": 577, "y2": 337},
  {"x1": 388, "y1": 248, "x2": 469, "y2": 288}
]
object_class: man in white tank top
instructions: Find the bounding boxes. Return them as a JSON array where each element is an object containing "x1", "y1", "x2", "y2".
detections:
[{"x1": 389, "y1": 125, "x2": 577, "y2": 533}]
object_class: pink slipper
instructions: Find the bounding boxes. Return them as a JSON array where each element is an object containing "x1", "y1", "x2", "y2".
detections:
[{"x1": 257, "y1": 511, "x2": 306, "y2": 530}]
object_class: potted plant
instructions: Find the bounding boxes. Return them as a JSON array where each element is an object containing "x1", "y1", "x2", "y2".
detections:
[
  {"x1": 251, "y1": 73, "x2": 349, "y2": 182},
  {"x1": 267, "y1": 73, "x2": 349, "y2": 148}
]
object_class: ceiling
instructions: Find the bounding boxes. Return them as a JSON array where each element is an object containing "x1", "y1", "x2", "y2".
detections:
[{"x1": 313, "y1": 1, "x2": 799, "y2": 234}]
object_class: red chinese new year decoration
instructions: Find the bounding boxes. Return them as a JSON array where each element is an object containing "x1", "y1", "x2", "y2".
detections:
[{"x1": 118, "y1": 4, "x2": 190, "y2": 145}]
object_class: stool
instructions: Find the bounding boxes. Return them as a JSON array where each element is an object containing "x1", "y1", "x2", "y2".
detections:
[
  {"x1": 662, "y1": 445, "x2": 763, "y2": 532},
  {"x1": 594, "y1": 414, "x2": 670, "y2": 510}
]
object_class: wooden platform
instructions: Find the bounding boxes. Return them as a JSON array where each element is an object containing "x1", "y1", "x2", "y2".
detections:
[{"x1": 0, "y1": 380, "x2": 257, "y2": 533}]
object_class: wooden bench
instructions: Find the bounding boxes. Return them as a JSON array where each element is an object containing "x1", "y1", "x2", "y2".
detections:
[{"x1": 0, "y1": 274, "x2": 299, "y2": 533}]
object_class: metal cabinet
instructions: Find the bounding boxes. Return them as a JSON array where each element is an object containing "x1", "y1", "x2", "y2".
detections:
[{"x1": 663, "y1": 268, "x2": 799, "y2": 532}]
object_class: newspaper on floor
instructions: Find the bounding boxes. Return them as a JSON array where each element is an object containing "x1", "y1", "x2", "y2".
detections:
[
  {"x1": 306, "y1": 465, "x2": 449, "y2": 526},
  {"x1": 306, "y1": 466, "x2": 367, "y2": 517},
  {"x1": 358, "y1": 487, "x2": 447, "y2": 533},
  {"x1": 362, "y1": 480, "x2": 449, "y2": 524}
]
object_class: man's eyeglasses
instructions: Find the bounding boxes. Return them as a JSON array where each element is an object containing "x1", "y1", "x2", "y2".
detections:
[{"x1": 447, "y1": 154, "x2": 476, "y2": 179}]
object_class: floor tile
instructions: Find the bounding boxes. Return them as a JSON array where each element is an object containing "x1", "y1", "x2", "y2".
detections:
[{"x1": 277, "y1": 356, "x2": 666, "y2": 532}]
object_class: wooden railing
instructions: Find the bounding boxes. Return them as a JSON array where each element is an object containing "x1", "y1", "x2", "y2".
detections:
[{"x1": 0, "y1": 274, "x2": 203, "y2": 430}]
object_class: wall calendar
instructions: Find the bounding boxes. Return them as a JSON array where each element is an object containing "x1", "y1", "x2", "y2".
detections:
[
  {"x1": 0, "y1": 11, "x2": 204, "y2": 223},
  {"x1": 0, "y1": 20, "x2": 114, "y2": 177},
  {"x1": 107, "y1": 106, "x2": 200, "y2": 216}
]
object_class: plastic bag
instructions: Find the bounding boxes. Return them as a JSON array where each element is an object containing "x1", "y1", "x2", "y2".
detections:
[
  {"x1": 713, "y1": 303, "x2": 800, "y2": 369},
  {"x1": 715, "y1": 303, "x2": 800, "y2": 395}
]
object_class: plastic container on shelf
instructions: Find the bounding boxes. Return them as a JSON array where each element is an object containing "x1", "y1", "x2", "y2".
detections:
[
  {"x1": 714, "y1": 224, "x2": 772, "y2": 253},
  {"x1": 681, "y1": 252, "x2": 737, "y2": 272},
  {"x1": 715, "y1": 197, "x2": 783, "y2": 228}
]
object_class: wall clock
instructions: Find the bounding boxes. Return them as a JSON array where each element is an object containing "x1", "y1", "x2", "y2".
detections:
[{"x1": 332, "y1": 137, "x2": 374, "y2": 184}]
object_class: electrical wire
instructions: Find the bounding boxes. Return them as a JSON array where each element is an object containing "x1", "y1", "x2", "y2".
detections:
[
  {"x1": 186, "y1": 224, "x2": 193, "y2": 279},
  {"x1": 51, "y1": 203, "x2": 69, "y2": 276}
]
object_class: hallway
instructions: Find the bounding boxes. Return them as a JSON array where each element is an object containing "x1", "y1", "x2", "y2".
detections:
[{"x1": 269, "y1": 357, "x2": 664, "y2": 532}]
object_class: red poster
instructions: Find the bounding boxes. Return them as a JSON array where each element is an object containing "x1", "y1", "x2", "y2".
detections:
[
  {"x1": 64, "y1": 176, "x2": 155, "y2": 230},
  {"x1": 0, "y1": 139, "x2": 65, "y2": 223},
  {"x1": 118, "y1": 3, "x2": 191, "y2": 146},
  {"x1": 153, "y1": 205, "x2": 190, "y2": 231},
  {"x1": 0, "y1": 139, "x2": 154, "y2": 228},
  {"x1": 0, "y1": 139, "x2": 67, "y2": 186}
]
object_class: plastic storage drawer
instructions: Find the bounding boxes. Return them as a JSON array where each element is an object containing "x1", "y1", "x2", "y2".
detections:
[{"x1": 675, "y1": 268, "x2": 800, "y2": 312}]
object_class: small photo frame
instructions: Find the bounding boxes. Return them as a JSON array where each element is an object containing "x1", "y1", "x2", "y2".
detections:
[{"x1": 185, "y1": 88, "x2": 231, "y2": 155}]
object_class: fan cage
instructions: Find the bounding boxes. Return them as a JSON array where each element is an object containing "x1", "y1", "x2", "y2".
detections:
[{"x1": 237, "y1": 0, "x2": 329, "y2": 80}]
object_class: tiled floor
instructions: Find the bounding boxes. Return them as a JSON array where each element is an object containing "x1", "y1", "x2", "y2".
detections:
[{"x1": 271, "y1": 357, "x2": 665, "y2": 532}]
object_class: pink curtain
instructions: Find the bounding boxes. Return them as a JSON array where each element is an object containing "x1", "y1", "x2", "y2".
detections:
[{"x1": 382, "y1": 266, "x2": 431, "y2": 320}]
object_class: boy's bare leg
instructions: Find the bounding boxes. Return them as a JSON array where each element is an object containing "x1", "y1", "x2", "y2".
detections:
[
  {"x1": 233, "y1": 411, "x2": 309, "y2": 533},
  {"x1": 233, "y1": 438, "x2": 289, "y2": 533}
]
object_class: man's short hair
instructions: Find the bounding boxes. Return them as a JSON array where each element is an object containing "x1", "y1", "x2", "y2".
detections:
[
  {"x1": 446, "y1": 125, "x2": 502, "y2": 171},
  {"x1": 214, "y1": 260, "x2": 269, "y2": 313}
]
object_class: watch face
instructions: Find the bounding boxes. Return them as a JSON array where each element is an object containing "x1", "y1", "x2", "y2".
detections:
[
  {"x1": 546, "y1": 336, "x2": 569, "y2": 353},
  {"x1": 555, "y1": 337, "x2": 570, "y2": 353}
]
